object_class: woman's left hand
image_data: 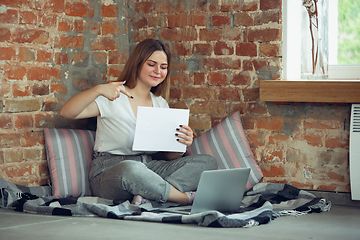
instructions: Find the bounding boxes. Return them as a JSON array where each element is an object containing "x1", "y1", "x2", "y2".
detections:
[{"x1": 175, "y1": 125, "x2": 194, "y2": 147}]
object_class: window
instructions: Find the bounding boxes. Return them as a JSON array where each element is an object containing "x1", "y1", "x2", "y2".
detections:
[{"x1": 283, "y1": 0, "x2": 360, "y2": 80}]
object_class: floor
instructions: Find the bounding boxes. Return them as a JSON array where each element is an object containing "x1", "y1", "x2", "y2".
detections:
[{"x1": 0, "y1": 204, "x2": 359, "y2": 240}]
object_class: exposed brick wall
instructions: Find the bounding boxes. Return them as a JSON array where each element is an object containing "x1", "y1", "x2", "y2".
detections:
[
  {"x1": 0, "y1": 0, "x2": 351, "y2": 193},
  {"x1": 0, "y1": 0, "x2": 128, "y2": 186}
]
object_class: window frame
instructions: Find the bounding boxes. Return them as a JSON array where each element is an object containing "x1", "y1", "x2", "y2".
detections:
[{"x1": 259, "y1": 0, "x2": 360, "y2": 103}]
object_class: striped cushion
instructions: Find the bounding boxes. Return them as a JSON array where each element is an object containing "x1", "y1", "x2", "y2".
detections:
[
  {"x1": 44, "y1": 128, "x2": 95, "y2": 198},
  {"x1": 187, "y1": 111, "x2": 263, "y2": 190}
]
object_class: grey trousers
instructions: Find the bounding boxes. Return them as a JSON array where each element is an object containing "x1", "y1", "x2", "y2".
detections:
[{"x1": 89, "y1": 152, "x2": 218, "y2": 202}]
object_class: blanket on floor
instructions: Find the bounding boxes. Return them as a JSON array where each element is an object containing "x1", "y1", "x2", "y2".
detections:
[{"x1": 0, "y1": 178, "x2": 331, "y2": 228}]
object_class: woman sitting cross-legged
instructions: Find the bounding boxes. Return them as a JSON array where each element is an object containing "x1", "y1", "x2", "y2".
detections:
[{"x1": 60, "y1": 39, "x2": 218, "y2": 205}]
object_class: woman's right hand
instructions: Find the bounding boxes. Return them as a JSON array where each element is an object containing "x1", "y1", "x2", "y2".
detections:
[{"x1": 99, "y1": 81, "x2": 133, "y2": 101}]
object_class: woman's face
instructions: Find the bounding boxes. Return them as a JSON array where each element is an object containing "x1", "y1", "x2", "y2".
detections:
[{"x1": 137, "y1": 50, "x2": 168, "y2": 88}]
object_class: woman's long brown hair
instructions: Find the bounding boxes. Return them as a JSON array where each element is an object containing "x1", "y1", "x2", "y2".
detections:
[{"x1": 117, "y1": 39, "x2": 171, "y2": 97}]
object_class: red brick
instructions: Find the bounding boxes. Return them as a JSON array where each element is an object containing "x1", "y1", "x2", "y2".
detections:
[
  {"x1": 247, "y1": 132, "x2": 266, "y2": 146},
  {"x1": 261, "y1": 164, "x2": 286, "y2": 177},
  {"x1": 0, "y1": 115, "x2": 13, "y2": 129},
  {"x1": 147, "y1": 16, "x2": 166, "y2": 28},
  {"x1": 242, "y1": 2, "x2": 258, "y2": 11},
  {"x1": 0, "y1": 9, "x2": 18, "y2": 23},
  {"x1": 90, "y1": 22, "x2": 101, "y2": 35},
  {"x1": 304, "y1": 134, "x2": 323, "y2": 147},
  {"x1": 202, "y1": 58, "x2": 241, "y2": 71},
  {"x1": 109, "y1": 50, "x2": 123, "y2": 64},
  {"x1": 108, "y1": 65, "x2": 121, "y2": 79},
  {"x1": 169, "y1": 88, "x2": 182, "y2": 99},
  {"x1": 304, "y1": 120, "x2": 341, "y2": 130},
  {"x1": 20, "y1": 11, "x2": 37, "y2": 24},
  {"x1": 199, "y1": 28, "x2": 223, "y2": 41},
  {"x1": 173, "y1": 42, "x2": 191, "y2": 56},
  {"x1": 18, "y1": 47, "x2": 35, "y2": 62},
  {"x1": 101, "y1": 4, "x2": 118, "y2": 17},
  {"x1": 291, "y1": 181, "x2": 314, "y2": 189},
  {"x1": 27, "y1": 67, "x2": 60, "y2": 80},
  {"x1": 208, "y1": 72, "x2": 227, "y2": 86},
  {"x1": 38, "y1": 12, "x2": 57, "y2": 27},
  {"x1": 219, "y1": 88, "x2": 241, "y2": 101},
  {"x1": 12, "y1": 83, "x2": 31, "y2": 97},
  {"x1": 21, "y1": 131, "x2": 44, "y2": 147},
  {"x1": 189, "y1": 115, "x2": 211, "y2": 131},
  {"x1": 160, "y1": 28, "x2": 197, "y2": 42},
  {"x1": 327, "y1": 171, "x2": 345, "y2": 182},
  {"x1": 5, "y1": 65, "x2": 26, "y2": 80},
  {"x1": 12, "y1": 29, "x2": 49, "y2": 44},
  {"x1": 32, "y1": 84, "x2": 49, "y2": 96},
  {"x1": 15, "y1": 114, "x2": 34, "y2": 128},
  {"x1": 65, "y1": 2, "x2": 94, "y2": 17},
  {"x1": 257, "y1": 117, "x2": 284, "y2": 130},
  {"x1": 248, "y1": 28, "x2": 280, "y2": 42},
  {"x1": 269, "y1": 133, "x2": 290, "y2": 145},
  {"x1": 134, "y1": 17, "x2": 148, "y2": 28},
  {"x1": 255, "y1": 11, "x2": 280, "y2": 25},
  {"x1": 2, "y1": 148, "x2": 23, "y2": 163},
  {"x1": 243, "y1": 88, "x2": 259, "y2": 102},
  {"x1": 170, "y1": 73, "x2": 187, "y2": 85},
  {"x1": 260, "y1": 43, "x2": 280, "y2": 56},
  {"x1": 0, "y1": 47, "x2": 16, "y2": 60},
  {"x1": 325, "y1": 137, "x2": 349, "y2": 149},
  {"x1": 168, "y1": 14, "x2": 188, "y2": 28},
  {"x1": 2, "y1": 163, "x2": 33, "y2": 178},
  {"x1": 188, "y1": 14, "x2": 207, "y2": 27},
  {"x1": 71, "y1": 52, "x2": 89, "y2": 67},
  {"x1": 43, "y1": 99, "x2": 57, "y2": 111},
  {"x1": 316, "y1": 183, "x2": 338, "y2": 192},
  {"x1": 214, "y1": 42, "x2": 234, "y2": 55},
  {"x1": 135, "y1": 2, "x2": 155, "y2": 14},
  {"x1": 58, "y1": 21, "x2": 73, "y2": 32},
  {"x1": 74, "y1": 20, "x2": 84, "y2": 33},
  {"x1": 193, "y1": 44, "x2": 212, "y2": 56},
  {"x1": 242, "y1": 116, "x2": 256, "y2": 129},
  {"x1": 190, "y1": 101, "x2": 226, "y2": 115},
  {"x1": 38, "y1": 0, "x2": 65, "y2": 13},
  {"x1": 260, "y1": 0, "x2": 281, "y2": 10},
  {"x1": 0, "y1": 28, "x2": 11, "y2": 42},
  {"x1": 37, "y1": 49, "x2": 52, "y2": 62},
  {"x1": 5, "y1": 99, "x2": 41, "y2": 113},
  {"x1": 194, "y1": 72, "x2": 205, "y2": 85},
  {"x1": 56, "y1": 35, "x2": 84, "y2": 49},
  {"x1": 220, "y1": 2, "x2": 241, "y2": 12},
  {"x1": 90, "y1": 36, "x2": 117, "y2": 50},
  {"x1": 72, "y1": 78, "x2": 97, "y2": 92},
  {"x1": 211, "y1": 15, "x2": 231, "y2": 26},
  {"x1": 50, "y1": 83, "x2": 66, "y2": 95},
  {"x1": 231, "y1": 72, "x2": 251, "y2": 86},
  {"x1": 183, "y1": 87, "x2": 216, "y2": 100},
  {"x1": 156, "y1": 0, "x2": 183, "y2": 14},
  {"x1": 234, "y1": 12, "x2": 254, "y2": 26},
  {"x1": 34, "y1": 113, "x2": 52, "y2": 128},
  {"x1": 236, "y1": 42, "x2": 257, "y2": 56},
  {"x1": 264, "y1": 149, "x2": 283, "y2": 162},
  {"x1": 102, "y1": 20, "x2": 120, "y2": 35},
  {"x1": 0, "y1": 133, "x2": 21, "y2": 148},
  {"x1": 247, "y1": 102, "x2": 268, "y2": 114},
  {"x1": 0, "y1": 0, "x2": 29, "y2": 8},
  {"x1": 93, "y1": 52, "x2": 107, "y2": 65}
]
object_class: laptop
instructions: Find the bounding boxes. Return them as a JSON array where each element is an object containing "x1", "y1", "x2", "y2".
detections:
[{"x1": 160, "y1": 168, "x2": 251, "y2": 215}]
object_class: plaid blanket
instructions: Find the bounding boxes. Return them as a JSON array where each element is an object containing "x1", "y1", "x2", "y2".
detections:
[{"x1": 1, "y1": 178, "x2": 331, "y2": 228}]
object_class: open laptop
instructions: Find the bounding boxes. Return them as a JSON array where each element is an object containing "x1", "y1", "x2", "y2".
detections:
[{"x1": 160, "y1": 168, "x2": 251, "y2": 215}]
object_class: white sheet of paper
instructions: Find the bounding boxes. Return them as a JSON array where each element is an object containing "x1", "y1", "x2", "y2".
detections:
[{"x1": 132, "y1": 107, "x2": 190, "y2": 152}]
